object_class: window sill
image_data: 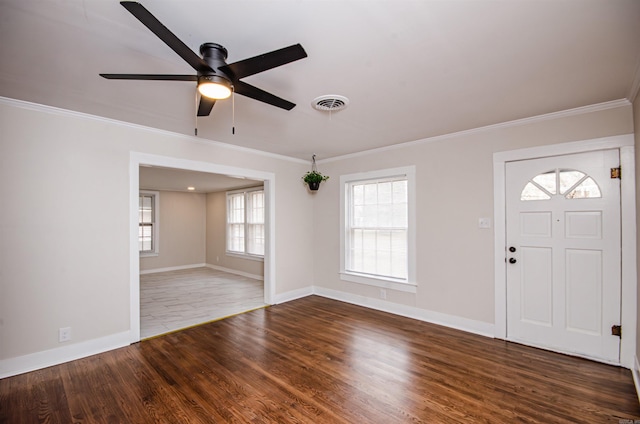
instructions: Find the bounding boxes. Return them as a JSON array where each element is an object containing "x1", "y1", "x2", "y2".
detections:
[
  {"x1": 140, "y1": 252, "x2": 159, "y2": 258},
  {"x1": 340, "y1": 272, "x2": 417, "y2": 293},
  {"x1": 226, "y1": 252, "x2": 264, "y2": 262}
]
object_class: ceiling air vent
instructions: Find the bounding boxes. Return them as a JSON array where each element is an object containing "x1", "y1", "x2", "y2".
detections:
[{"x1": 312, "y1": 95, "x2": 349, "y2": 111}]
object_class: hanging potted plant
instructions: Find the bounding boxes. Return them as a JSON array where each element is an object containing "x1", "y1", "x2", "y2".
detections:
[{"x1": 302, "y1": 155, "x2": 329, "y2": 191}]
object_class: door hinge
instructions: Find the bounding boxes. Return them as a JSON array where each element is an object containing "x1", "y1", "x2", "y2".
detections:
[
  {"x1": 610, "y1": 167, "x2": 621, "y2": 179},
  {"x1": 612, "y1": 325, "x2": 622, "y2": 337}
]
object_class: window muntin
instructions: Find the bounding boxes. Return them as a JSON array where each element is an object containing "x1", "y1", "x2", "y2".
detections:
[
  {"x1": 226, "y1": 188, "x2": 264, "y2": 257},
  {"x1": 139, "y1": 191, "x2": 159, "y2": 255},
  {"x1": 520, "y1": 169, "x2": 601, "y2": 201}
]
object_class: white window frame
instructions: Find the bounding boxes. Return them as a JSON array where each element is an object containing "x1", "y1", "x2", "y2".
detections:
[
  {"x1": 340, "y1": 166, "x2": 416, "y2": 293},
  {"x1": 226, "y1": 187, "x2": 265, "y2": 261},
  {"x1": 139, "y1": 190, "x2": 159, "y2": 257}
]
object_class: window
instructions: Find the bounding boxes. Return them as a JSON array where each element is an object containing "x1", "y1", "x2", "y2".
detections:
[
  {"x1": 521, "y1": 168, "x2": 601, "y2": 201},
  {"x1": 340, "y1": 166, "x2": 416, "y2": 292},
  {"x1": 227, "y1": 187, "x2": 265, "y2": 258},
  {"x1": 139, "y1": 191, "x2": 159, "y2": 255}
]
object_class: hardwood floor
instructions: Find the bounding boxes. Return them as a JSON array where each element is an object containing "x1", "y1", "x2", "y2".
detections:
[
  {"x1": 1, "y1": 296, "x2": 638, "y2": 423},
  {"x1": 140, "y1": 267, "x2": 265, "y2": 339}
]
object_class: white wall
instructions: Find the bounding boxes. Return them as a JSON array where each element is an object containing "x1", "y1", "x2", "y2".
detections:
[
  {"x1": 0, "y1": 99, "x2": 314, "y2": 370},
  {"x1": 313, "y1": 102, "x2": 634, "y2": 328},
  {"x1": 0, "y1": 96, "x2": 634, "y2": 377},
  {"x1": 140, "y1": 190, "x2": 206, "y2": 272}
]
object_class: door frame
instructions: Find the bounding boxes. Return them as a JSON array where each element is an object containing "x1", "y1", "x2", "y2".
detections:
[
  {"x1": 129, "y1": 152, "x2": 276, "y2": 343},
  {"x1": 493, "y1": 134, "x2": 636, "y2": 367}
]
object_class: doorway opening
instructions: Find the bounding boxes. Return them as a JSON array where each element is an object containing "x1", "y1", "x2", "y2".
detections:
[{"x1": 129, "y1": 153, "x2": 276, "y2": 342}]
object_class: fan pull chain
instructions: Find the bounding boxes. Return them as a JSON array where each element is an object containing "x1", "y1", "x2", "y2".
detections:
[
  {"x1": 232, "y1": 87, "x2": 236, "y2": 135},
  {"x1": 194, "y1": 92, "x2": 199, "y2": 136}
]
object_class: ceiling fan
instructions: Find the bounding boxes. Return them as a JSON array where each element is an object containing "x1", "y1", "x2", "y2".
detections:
[{"x1": 100, "y1": 1, "x2": 307, "y2": 117}]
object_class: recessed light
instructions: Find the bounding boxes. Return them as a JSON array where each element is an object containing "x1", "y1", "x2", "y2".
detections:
[{"x1": 187, "y1": 187, "x2": 195, "y2": 191}]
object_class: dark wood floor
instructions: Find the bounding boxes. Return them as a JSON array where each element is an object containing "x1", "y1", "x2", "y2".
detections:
[{"x1": 1, "y1": 296, "x2": 639, "y2": 423}]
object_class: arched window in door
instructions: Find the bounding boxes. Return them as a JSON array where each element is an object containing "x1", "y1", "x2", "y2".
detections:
[{"x1": 520, "y1": 169, "x2": 601, "y2": 201}]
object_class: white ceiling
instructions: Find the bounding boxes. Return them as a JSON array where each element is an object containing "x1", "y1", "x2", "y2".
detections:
[
  {"x1": 139, "y1": 165, "x2": 262, "y2": 193},
  {"x1": 1, "y1": 0, "x2": 639, "y2": 162}
]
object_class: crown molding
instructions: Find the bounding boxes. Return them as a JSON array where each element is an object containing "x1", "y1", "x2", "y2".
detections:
[
  {"x1": 319, "y1": 98, "x2": 631, "y2": 164},
  {"x1": 0, "y1": 96, "x2": 309, "y2": 165}
]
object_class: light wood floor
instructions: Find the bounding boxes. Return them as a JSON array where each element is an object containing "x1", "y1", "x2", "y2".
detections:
[
  {"x1": 140, "y1": 267, "x2": 265, "y2": 339},
  {"x1": 1, "y1": 296, "x2": 638, "y2": 423}
]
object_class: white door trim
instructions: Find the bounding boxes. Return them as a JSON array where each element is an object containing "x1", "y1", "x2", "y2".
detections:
[
  {"x1": 129, "y1": 152, "x2": 276, "y2": 343},
  {"x1": 493, "y1": 134, "x2": 636, "y2": 368}
]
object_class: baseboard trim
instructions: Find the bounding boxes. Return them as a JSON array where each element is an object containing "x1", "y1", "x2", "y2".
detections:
[
  {"x1": 140, "y1": 263, "x2": 207, "y2": 275},
  {"x1": 272, "y1": 286, "x2": 495, "y2": 338},
  {"x1": 205, "y1": 264, "x2": 264, "y2": 281},
  {"x1": 273, "y1": 286, "x2": 315, "y2": 304},
  {"x1": 312, "y1": 287, "x2": 495, "y2": 338},
  {"x1": 0, "y1": 331, "x2": 131, "y2": 379}
]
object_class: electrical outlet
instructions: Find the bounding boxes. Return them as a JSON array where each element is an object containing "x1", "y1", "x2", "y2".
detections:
[
  {"x1": 380, "y1": 288, "x2": 387, "y2": 299},
  {"x1": 59, "y1": 327, "x2": 71, "y2": 343}
]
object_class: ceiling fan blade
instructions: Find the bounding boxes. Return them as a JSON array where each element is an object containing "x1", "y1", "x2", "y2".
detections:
[
  {"x1": 234, "y1": 80, "x2": 295, "y2": 111},
  {"x1": 119, "y1": 1, "x2": 213, "y2": 74},
  {"x1": 220, "y1": 44, "x2": 307, "y2": 80},
  {"x1": 100, "y1": 74, "x2": 197, "y2": 81},
  {"x1": 197, "y1": 97, "x2": 216, "y2": 116}
]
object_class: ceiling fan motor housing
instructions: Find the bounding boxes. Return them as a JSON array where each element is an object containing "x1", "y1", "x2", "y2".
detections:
[{"x1": 200, "y1": 43, "x2": 232, "y2": 83}]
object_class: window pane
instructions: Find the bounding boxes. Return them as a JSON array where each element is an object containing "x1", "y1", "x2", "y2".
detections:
[
  {"x1": 227, "y1": 223, "x2": 244, "y2": 252},
  {"x1": 392, "y1": 180, "x2": 407, "y2": 202},
  {"x1": 521, "y1": 182, "x2": 551, "y2": 201},
  {"x1": 378, "y1": 182, "x2": 392, "y2": 204},
  {"x1": 532, "y1": 171, "x2": 556, "y2": 195},
  {"x1": 353, "y1": 185, "x2": 364, "y2": 205},
  {"x1": 558, "y1": 170, "x2": 585, "y2": 195},
  {"x1": 353, "y1": 205, "x2": 365, "y2": 227},
  {"x1": 565, "y1": 177, "x2": 601, "y2": 199},
  {"x1": 139, "y1": 224, "x2": 153, "y2": 252},
  {"x1": 141, "y1": 209, "x2": 152, "y2": 223},
  {"x1": 378, "y1": 204, "x2": 392, "y2": 227},
  {"x1": 364, "y1": 184, "x2": 377, "y2": 204},
  {"x1": 228, "y1": 194, "x2": 244, "y2": 224},
  {"x1": 248, "y1": 191, "x2": 264, "y2": 224},
  {"x1": 392, "y1": 203, "x2": 408, "y2": 227},
  {"x1": 247, "y1": 224, "x2": 264, "y2": 255},
  {"x1": 139, "y1": 195, "x2": 153, "y2": 224}
]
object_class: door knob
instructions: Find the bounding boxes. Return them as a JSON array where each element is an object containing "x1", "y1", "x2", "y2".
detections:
[
  {"x1": 509, "y1": 246, "x2": 516, "y2": 252},
  {"x1": 509, "y1": 258, "x2": 517, "y2": 264}
]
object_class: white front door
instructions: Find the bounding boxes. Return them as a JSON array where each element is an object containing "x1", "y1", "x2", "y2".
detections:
[{"x1": 505, "y1": 149, "x2": 621, "y2": 362}]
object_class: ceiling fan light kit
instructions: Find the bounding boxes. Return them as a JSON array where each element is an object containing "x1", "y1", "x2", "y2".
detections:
[
  {"x1": 99, "y1": 1, "x2": 307, "y2": 118},
  {"x1": 197, "y1": 75, "x2": 232, "y2": 99}
]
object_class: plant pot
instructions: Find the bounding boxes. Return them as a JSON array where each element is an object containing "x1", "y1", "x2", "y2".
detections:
[{"x1": 307, "y1": 181, "x2": 320, "y2": 191}]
